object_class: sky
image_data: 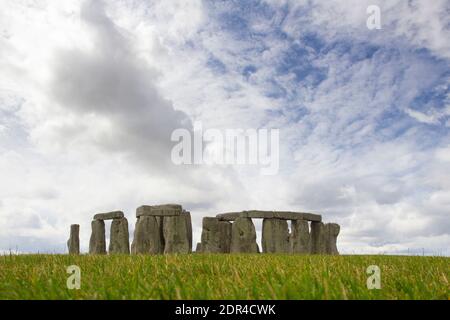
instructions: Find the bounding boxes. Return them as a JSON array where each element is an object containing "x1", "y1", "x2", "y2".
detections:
[{"x1": 0, "y1": 0, "x2": 449, "y2": 255}]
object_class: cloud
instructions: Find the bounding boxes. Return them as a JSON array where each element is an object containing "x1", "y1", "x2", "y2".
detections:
[
  {"x1": 0, "y1": 0, "x2": 449, "y2": 255},
  {"x1": 46, "y1": 0, "x2": 192, "y2": 168}
]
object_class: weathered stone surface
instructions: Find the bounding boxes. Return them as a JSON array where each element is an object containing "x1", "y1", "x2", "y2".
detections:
[
  {"x1": 67, "y1": 224, "x2": 80, "y2": 255},
  {"x1": 195, "y1": 242, "x2": 202, "y2": 253},
  {"x1": 290, "y1": 220, "x2": 310, "y2": 254},
  {"x1": 274, "y1": 211, "x2": 322, "y2": 222},
  {"x1": 89, "y1": 220, "x2": 106, "y2": 254},
  {"x1": 130, "y1": 240, "x2": 135, "y2": 254},
  {"x1": 230, "y1": 217, "x2": 259, "y2": 253},
  {"x1": 156, "y1": 216, "x2": 165, "y2": 252},
  {"x1": 136, "y1": 204, "x2": 182, "y2": 217},
  {"x1": 93, "y1": 211, "x2": 124, "y2": 221},
  {"x1": 217, "y1": 211, "x2": 322, "y2": 222},
  {"x1": 324, "y1": 223, "x2": 340, "y2": 255},
  {"x1": 246, "y1": 211, "x2": 275, "y2": 219},
  {"x1": 131, "y1": 216, "x2": 163, "y2": 254},
  {"x1": 216, "y1": 212, "x2": 241, "y2": 221},
  {"x1": 154, "y1": 204, "x2": 182, "y2": 211},
  {"x1": 163, "y1": 214, "x2": 191, "y2": 254},
  {"x1": 201, "y1": 217, "x2": 232, "y2": 253},
  {"x1": 262, "y1": 218, "x2": 290, "y2": 253},
  {"x1": 184, "y1": 211, "x2": 192, "y2": 250},
  {"x1": 310, "y1": 221, "x2": 326, "y2": 254},
  {"x1": 109, "y1": 217, "x2": 130, "y2": 254}
]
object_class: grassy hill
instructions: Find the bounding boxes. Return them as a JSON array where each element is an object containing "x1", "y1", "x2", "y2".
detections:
[{"x1": 0, "y1": 254, "x2": 448, "y2": 299}]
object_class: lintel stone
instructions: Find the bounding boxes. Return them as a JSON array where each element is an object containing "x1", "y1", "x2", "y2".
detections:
[
  {"x1": 136, "y1": 204, "x2": 182, "y2": 217},
  {"x1": 93, "y1": 211, "x2": 124, "y2": 220},
  {"x1": 217, "y1": 210, "x2": 321, "y2": 222}
]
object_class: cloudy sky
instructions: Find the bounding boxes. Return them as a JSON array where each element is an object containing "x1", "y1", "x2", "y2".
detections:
[{"x1": 0, "y1": 0, "x2": 449, "y2": 255}]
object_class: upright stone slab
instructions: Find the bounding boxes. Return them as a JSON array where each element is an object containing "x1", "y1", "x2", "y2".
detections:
[
  {"x1": 310, "y1": 221, "x2": 326, "y2": 254},
  {"x1": 67, "y1": 224, "x2": 80, "y2": 255},
  {"x1": 230, "y1": 217, "x2": 258, "y2": 253},
  {"x1": 156, "y1": 216, "x2": 165, "y2": 253},
  {"x1": 324, "y1": 223, "x2": 340, "y2": 255},
  {"x1": 262, "y1": 218, "x2": 290, "y2": 253},
  {"x1": 184, "y1": 211, "x2": 193, "y2": 250},
  {"x1": 163, "y1": 214, "x2": 191, "y2": 254},
  {"x1": 195, "y1": 242, "x2": 202, "y2": 253},
  {"x1": 201, "y1": 217, "x2": 232, "y2": 253},
  {"x1": 131, "y1": 239, "x2": 136, "y2": 254},
  {"x1": 89, "y1": 220, "x2": 106, "y2": 254},
  {"x1": 290, "y1": 220, "x2": 310, "y2": 254},
  {"x1": 109, "y1": 217, "x2": 130, "y2": 254},
  {"x1": 131, "y1": 216, "x2": 163, "y2": 254}
]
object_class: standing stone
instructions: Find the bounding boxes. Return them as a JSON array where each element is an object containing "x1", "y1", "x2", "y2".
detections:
[
  {"x1": 163, "y1": 214, "x2": 191, "y2": 254},
  {"x1": 290, "y1": 220, "x2": 310, "y2": 254},
  {"x1": 67, "y1": 224, "x2": 80, "y2": 255},
  {"x1": 109, "y1": 217, "x2": 130, "y2": 254},
  {"x1": 324, "y1": 223, "x2": 340, "y2": 255},
  {"x1": 156, "y1": 216, "x2": 165, "y2": 253},
  {"x1": 195, "y1": 242, "x2": 202, "y2": 253},
  {"x1": 201, "y1": 217, "x2": 232, "y2": 253},
  {"x1": 310, "y1": 221, "x2": 326, "y2": 254},
  {"x1": 131, "y1": 216, "x2": 163, "y2": 254},
  {"x1": 230, "y1": 217, "x2": 259, "y2": 253},
  {"x1": 184, "y1": 211, "x2": 193, "y2": 251},
  {"x1": 89, "y1": 220, "x2": 106, "y2": 254},
  {"x1": 262, "y1": 218, "x2": 290, "y2": 253}
]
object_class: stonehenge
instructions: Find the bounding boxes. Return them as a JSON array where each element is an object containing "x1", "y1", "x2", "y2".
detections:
[
  {"x1": 324, "y1": 223, "x2": 340, "y2": 255},
  {"x1": 89, "y1": 219, "x2": 106, "y2": 254},
  {"x1": 290, "y1": 220, "x2": 310, "y2": 254},
  {"x1": 310, "y1": 222, "x2": 327, "y2": 254},
  {"x1": 94, "y1": 211, "x2": 124, "y2": 220},
  {"x1": 216, "y1": 211, "x2": 322, "y2": 222},
  {"x1": 310, "y1": 221, "x2": 340, "y2": 254},
  {"x1": 109, "y1": 217, "x2": 130, "y2": 254},
  {"x1": 73, "y1": 206, "x2": 340, "y2": 255},
  {"x1": 131, "y1": 216, "x2": 163, "y2": 254},
  {"x1": 216, "y1": 210, "x2": 339, "y2": 255},
  {"x1": 89, "y1": 211, "x2": 129, "y2": 255},
  {"x1": 67, "y1": 224, "x2": 80, "y2": 255},
  {"x1": 163, "y1": 214, "x2": 192, "y2": 254},
  {"x1": 133, "y1": 205, "x2": 192, "y2": 254},
  {"x1": 136, "y1": 204, "x2": 182, "y2": 217},
  {"x1": 200, "y1": 217, "x2": 232, "y2": 253},
  {"x1": 230, "y1": 217, "x2": 259, "y2": 253},
  {"x1": 262, "y1": 218, "x2": 290, "y2": 253}
]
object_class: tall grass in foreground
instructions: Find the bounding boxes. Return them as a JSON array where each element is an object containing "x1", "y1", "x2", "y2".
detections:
[{"x1": 0, "y1": 254, "x2": 448, "y2": 300}]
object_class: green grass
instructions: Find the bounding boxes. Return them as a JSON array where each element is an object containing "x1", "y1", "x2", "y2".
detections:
[{"x1": 0, "y1": 254, "x2": 448, "y2": 300}]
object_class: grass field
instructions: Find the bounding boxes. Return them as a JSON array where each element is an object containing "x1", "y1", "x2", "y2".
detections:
[{"x1": 0, "y1": 254, "x2": 448, "y2": 300}]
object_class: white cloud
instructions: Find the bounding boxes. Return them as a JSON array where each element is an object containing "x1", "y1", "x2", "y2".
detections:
[
  {"x1": 0, "y1": 0, "x2": 449, "y2": 255},
  {"x1": 405, "y1": 108, "x2": 439, "y2": 124}
]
